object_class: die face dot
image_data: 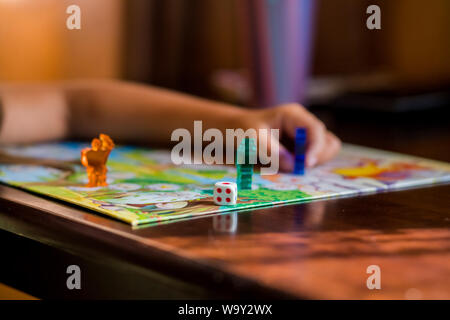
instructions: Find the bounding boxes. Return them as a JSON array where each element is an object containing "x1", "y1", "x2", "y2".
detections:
[
  {"x1": 226, "y1": 188, "x2": 231, "y2": 194},
  {"x1": 217, "y1": 197, "x2": 222, "y2": 202},
  {"x1": 217, "y1": 188, "x2": 222, "y2": 193},
  {"x1": 223, "y1": 182, "x2": 230, "y2": 185},
  {"x1": 226, "y1": 197, "x2": 230, "y2": 202}
]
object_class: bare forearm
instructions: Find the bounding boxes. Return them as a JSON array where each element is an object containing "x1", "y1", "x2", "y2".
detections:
[
  {"x1": 66, "y1": 80, "x2": 247, "y2": 145},
  {"x1": 0, "y1": 83, "x2": 69, "y2": 144},
  {"x1": 0, "y1": 80, "x2": 247, "y2": 146}
]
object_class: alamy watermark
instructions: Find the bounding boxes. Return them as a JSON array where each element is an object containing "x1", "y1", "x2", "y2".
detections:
[
  {"x1": 366, "y1": 265, "x2": 381, "y2": 290},
  {"x1": 366, "y1": 5, "x2": 381, "y2": 30},
  {"x1": 66, "y1": 265, "x2": 81, "y2": 290},
  {"x1": 171, "y1": 121, "x2": 280, "y2": 175},
  {"x1": 66, "y1": 5, "x2": 81, "y2": 30}
]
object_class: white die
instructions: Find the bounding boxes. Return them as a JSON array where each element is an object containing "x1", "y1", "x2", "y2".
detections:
[{"x1": 213, "y1": 181, "x2": 237, "y2": 205}]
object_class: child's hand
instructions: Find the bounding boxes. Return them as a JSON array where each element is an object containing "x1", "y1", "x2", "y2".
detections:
[{"x1": 237, "y1": 103, "x2": 341, "y2": 172}]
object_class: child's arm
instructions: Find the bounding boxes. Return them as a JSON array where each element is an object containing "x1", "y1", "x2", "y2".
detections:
[
  {"x1": 0, "y1": 80, "x2": 340, "y2": 170},
  {"x1": 0, "y1": 83, "x2": 69, "y2": 144}
]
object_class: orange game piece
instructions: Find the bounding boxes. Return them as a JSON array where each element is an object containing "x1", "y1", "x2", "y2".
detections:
[{"x1": 81, "y1": 134, "x2": 115, "y2": 187}]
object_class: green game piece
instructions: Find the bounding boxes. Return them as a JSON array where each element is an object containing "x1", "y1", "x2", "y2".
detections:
[{"x1": 236, "y1": 138, "x2": 256, "y2": 190}]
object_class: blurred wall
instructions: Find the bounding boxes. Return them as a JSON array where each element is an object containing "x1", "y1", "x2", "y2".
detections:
[
  {"x1": 124, "y1": 0, "x2": 242, "y2": 96},
  {"x1": 125, "y1": 0, "x2": 450, "y2": 97},
  {"x1": 387, "y1": 0, "x2": 450, "y2": 80},
  {"x1": 0, "y1": 0, "x2": 449, "y2": 88},
  {"x1": 313, "y1": 0, "x2": 383, "y2": 75},
  {"x1": 307, "y1": 0, "x2": 450, "y2": 82},
  {"x1": 0, "y1": 0, "x2": 124, "y2": 82}
]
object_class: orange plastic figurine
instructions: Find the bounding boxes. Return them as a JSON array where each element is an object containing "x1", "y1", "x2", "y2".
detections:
[{"x1": 81, "y1": 134, "x2": 115, "y2": 187}]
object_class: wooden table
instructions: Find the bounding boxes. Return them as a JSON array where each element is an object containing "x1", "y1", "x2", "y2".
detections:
[{"x1": 1, "y1": 108, "x2": 449, "y2": 299}]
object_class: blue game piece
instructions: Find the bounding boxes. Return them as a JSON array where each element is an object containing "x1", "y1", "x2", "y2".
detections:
[{"x1": 293, "y1": 127, "x2": 306, "y2": 175}]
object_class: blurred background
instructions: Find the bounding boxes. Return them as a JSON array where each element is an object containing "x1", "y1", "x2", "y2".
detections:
[
  {"x1": 0, "y1": 0, "x2": 449, "y2": 159},
  {"x1": 1, "y1": 0, "x2": 449, "y2": 104}
]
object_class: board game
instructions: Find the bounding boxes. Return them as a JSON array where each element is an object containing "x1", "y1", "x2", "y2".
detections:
[{"x1": 0, "y1": 142, "x2": 449, "y2": 226}]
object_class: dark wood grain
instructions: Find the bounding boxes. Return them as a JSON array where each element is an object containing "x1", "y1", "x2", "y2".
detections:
[{"x1": 0, "y1": 108, "x2": 449, "y2": 299}]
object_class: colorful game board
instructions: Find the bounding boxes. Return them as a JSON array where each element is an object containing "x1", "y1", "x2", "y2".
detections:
[{"x1": 0, "y1": 142, "x2": 449, "y2": 226}]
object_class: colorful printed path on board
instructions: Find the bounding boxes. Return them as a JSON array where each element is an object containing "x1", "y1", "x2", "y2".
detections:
[{"x1": 0, "y1": 142, "x2": 449, "y2": 226}]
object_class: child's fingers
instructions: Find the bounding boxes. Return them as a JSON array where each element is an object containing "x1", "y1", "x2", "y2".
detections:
[
  {"x1": 304, "y1": 121, "x2": 327, "y2": 167},
  {"x1": 269, "y1": 104, "x2": 327, "y2": 168},
  {"x1": 255, "y1": 126, "x2": 293, "y2": 172},
  {"x1": 247, "y1": 103, "x2": 339, "y2": 171},
  {"x1": 315, "y1": 131, "x2": 342, "y2": 165},
  {"x1": 262, "y1": 135, "x2": 294, "y2": 172},
  {"x1": 279, "y1": 144, "x2": 295, "y2": 172}
]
